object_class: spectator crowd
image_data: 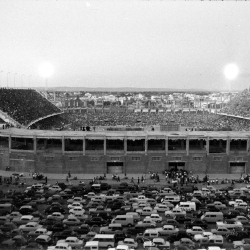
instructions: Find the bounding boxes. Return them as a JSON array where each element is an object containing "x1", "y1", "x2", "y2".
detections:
[
  {"x1": 2, "y1": 88, "x2": 250, "y2": 132},
  {"x1": 0, "y1": 88, "x2": 61, "y2": 126},
  {"x1": 221, "y1": 89, "x2": 250, "y2": 117},
  {"x1": 31, "y1": 111, "x2": 250, "y2": 132}
]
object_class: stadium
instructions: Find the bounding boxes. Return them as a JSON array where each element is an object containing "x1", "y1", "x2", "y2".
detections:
[{"x1": 1, "y1": 88, "x2": 250, "y2": 175}]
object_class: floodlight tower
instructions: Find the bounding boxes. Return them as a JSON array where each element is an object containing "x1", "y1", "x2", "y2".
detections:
[
  {"x1": 224, "y1": 63, "x2": 239, "y2": 93},
  {"x1": 39, "y1": 62, "x2": 54, "y2": 99}
]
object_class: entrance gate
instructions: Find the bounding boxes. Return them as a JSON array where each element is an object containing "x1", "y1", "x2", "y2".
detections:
[
  {"x1": 230, "y1": 162, "x2": 246, "y2": 174},
  {"x1": 107, "y1": 162, "x2": 123, "y2": 174},
  {"x1": 168, "y1": 161, "x2": 185, "y2": 170}
]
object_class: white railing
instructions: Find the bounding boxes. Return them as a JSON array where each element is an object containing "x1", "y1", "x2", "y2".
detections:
[{"x1": 0, "y1": 109, "x2": 23, "y2": 128}]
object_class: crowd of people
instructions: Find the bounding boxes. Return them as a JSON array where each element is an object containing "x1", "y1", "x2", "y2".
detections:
[
  {"x1": 31, "y1": 111, "x2": 250, "y2": 132},
  {"x1": 2, "y1": 88, "x2": 250, "y2": 131},
  {"x1": 221, "y1": 89, "x2": 250, "y2": 117},
  {"x1": 0, "y1": 88, "x2": 61, "y2": 126}
]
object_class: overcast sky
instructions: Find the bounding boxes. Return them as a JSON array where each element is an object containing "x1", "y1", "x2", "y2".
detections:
[{"x1": 0, "y1": 0, "x2": 250, "y2": 91}]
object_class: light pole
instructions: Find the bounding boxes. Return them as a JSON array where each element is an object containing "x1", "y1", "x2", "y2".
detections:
[
  {"x1": 7, "y1": 72, "x2": 11, "y2": 88},
  {"x1": 14, "y1": 73, "x2": 17, "y2": 88},
  {"x1": 224, "y1": 63, "x2": 239, "y2": 95},
  {"x1": 29, "y1": 75, "x2": 32, "y2": 88},
  {"x1": 21, "y1": 74, "x2": 25, "y2": 88},
  {"x1": 39, "y1": 62, "x2": 54, "y2": 99}
]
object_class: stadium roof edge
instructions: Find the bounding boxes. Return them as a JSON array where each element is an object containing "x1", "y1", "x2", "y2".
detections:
[{"x1": 25, "y1": 111, "x2": 64, "y2": 128}]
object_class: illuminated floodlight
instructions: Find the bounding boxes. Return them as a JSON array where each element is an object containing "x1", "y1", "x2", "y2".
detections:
[
  {"x1": 39, "y1": 62, "x2": 54, "y2": 78},
  {"x1": 224, "y1": 63, "x2": 239, "y2": 80}
]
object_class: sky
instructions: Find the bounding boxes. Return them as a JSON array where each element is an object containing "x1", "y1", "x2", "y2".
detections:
[{"x1": 0, "y1": 0, "x2": 250, "y2": 91}]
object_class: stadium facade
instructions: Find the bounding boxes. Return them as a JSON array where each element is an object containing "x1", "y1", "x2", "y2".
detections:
[{"x1": 0, "y1": 128, "x2": 249, "y2": 175}]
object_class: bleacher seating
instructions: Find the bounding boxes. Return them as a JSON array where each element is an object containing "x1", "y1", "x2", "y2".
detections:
[{"x1": 0, "y1": 88, "x2": 61, "y2": 126}]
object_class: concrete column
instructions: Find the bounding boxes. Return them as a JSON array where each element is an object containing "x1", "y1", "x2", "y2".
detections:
[
  {"x1": 206, "y1": 137, "x2": 209, "y2": 155},
  {"x1": 124, "y1": 137, "x2": 127, "y2": 155},
  {"x1": 145, "y1": 136, "x2": 148, "y2": 155},
  {"x1": 186, "y1": 137, "x2": 189, "y2": 156},
  {"x1": 33, "y1": 136, "x2": 37, "y2": 154},
  {"x1": 9, "y1": 135, "x2": 11, "y2": 153},
  {"x1": 226, "y1": 138, "x2": 230, "y2": 155},
  {"x1": 83, "y1": 136, "x2": 85, "y2": 155},
  {"x1": 62, "y1": 136, "x2": 65, "y2": 155},
  {"x1": 247, "y1": 138, "x2": 250, "y2": 155},
  {"x1": 165, "y1": 136, "x2": 168, "y2": 155},
  {"x1": 104, "y1": 136, "x2": 106, "y2": 155}
]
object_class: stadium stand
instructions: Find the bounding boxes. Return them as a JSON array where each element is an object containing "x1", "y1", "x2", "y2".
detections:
[
  {"x1": 31, "y1": 111, "x2": 250, "y2": 131},
  {"x1": 221, "y1": 89, "x2": 250, "y2": 117},
  {"x1": 0, "y1": 88, "x2": 61, "y2": 126},
  {"x1": 2, "y1": 88, "x2": 250, "y2": 131}
]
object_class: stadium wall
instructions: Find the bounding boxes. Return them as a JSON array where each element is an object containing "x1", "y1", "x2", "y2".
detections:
[{"x1": 0, "y1": 129, "x2": 250, "y2": 175}]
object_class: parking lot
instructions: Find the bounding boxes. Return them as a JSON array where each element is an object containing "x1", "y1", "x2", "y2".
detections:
[{"x1": 0, "y1": 170, "x2": 249, "y2": 250}]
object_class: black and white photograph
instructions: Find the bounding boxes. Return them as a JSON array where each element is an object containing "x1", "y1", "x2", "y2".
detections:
[{"x1": 1, "y1": 0, "x2": 250, "y2": 250}]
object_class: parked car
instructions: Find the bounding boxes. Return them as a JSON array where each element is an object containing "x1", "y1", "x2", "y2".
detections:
[
  {"x1": 35, "y1": 234, "x2": 54, "y2": 247},
  {"x1": 156, "y1": 225, "x2": 179, "y2": 236},
  {"x1": 166, "y1": 230, "x2": 191, "y2": 243},
  {"x1": 19, "y1": 222, "x2": 42, "y2": 232},
  {"x1": 62, "y1": 216, "x2": 81, "y2": 226},
  {"x1": 57, "y1": 237, "x2": 84, "y2": 248},
  {"x1": 174, "y1": 238, "x2": 196, "y2": 249},
  {"x1": 27, "y1": 227, "x2": 52, "y2": 240},
  {"x1": 118, "y1": 238, "x2": 138, "y2": 249},
  {"x1": 53, "y1": 229, "x2": 79, "y2": 241},
  {"x1": 226, "y1": 231, "x2": 250, "y2": 242}
]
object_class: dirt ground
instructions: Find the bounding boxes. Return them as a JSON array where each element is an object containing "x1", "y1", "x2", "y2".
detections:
[{"x1": 0, "y1": 170, "x2": 247, "y2": 194}]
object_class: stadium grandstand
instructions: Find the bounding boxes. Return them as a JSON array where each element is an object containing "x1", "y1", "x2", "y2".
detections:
[
  {"x1": 31, "y1": 108, "x2": 250, "y2": 132},
  {"x1": 1, "y1": 88, "x2": 250, "y2": 174},
  {"x1": 220, "y1": 89, "x2": 250, "y2": 118},
  {"x1": 0, "y1": 88, "x2": 62, "y2": 127}
]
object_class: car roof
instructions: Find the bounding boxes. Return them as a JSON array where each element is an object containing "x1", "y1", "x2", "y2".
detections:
[
  {"x1": 85, "y1": 241, "x2": 99, "y2": 247},
  {"x1": 66, "y1": 237, "x2": 78, "y2": 240},
  {"x1": 26, "y1": 222, "x2": 38, "y2": 226},
  {"x1": 56, "y1": 242, "x2": 70, "y2": 247},
  {"x1": 124, "y1": 238, "x2": 134, "y2": 241},
  {"x1": 37, "y1": 234, "x2": 50, "y2": 239},
  {"x1": 163, "y1": 225, "x2": 174, "y2": 228},
  {"x1": 153, "y1": 238, "x2": 165, "y2": 242}
]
